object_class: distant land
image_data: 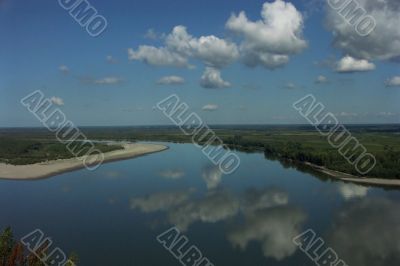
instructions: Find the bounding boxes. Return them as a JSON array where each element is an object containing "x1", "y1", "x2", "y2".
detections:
[{"x1": 0, "y1": 124, "x2": 399, "y2": 185}]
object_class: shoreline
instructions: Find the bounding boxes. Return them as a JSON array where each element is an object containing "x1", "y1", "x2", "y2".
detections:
[
  {"x1": 0, "y1": 142, "x2": 168, "y2": 180},
  {"x1": 304, "y1": 162, "x2": 400, "y2": 188}
]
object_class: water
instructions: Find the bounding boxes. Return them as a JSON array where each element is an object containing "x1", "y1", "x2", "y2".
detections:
[{"x1": 1, "y1": 143, "x2": 399, "y2": 266}]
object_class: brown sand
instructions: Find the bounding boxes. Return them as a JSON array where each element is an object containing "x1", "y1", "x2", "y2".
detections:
[{"x1": 0, "y1": 143, "x2": 168, "y2": 180}]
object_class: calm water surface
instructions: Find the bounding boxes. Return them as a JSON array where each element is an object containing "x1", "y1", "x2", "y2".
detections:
[{"x1": 1, "y1": 143, "x2": 399, "y2": 266}]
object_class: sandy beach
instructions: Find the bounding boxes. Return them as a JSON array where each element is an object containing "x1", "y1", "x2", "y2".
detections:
[
  {"x1": 0, "y1": 143, "x2": 168, "y2": 180},
  {"x1": 305, "y1": 162, "x2": 400, "y2": 188}
]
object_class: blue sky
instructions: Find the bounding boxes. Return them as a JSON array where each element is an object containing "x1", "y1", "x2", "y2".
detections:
[{"x1": 1, "y1": 0, "x2": 399, "y2": 126}]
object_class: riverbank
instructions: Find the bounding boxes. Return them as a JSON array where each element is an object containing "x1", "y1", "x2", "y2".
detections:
[
  {"x1": 0, "y1": 143, "x2": 168, "y2": 180},
  {"x1": 305, "y1": 162, "x2": 400, "y2": 188}
]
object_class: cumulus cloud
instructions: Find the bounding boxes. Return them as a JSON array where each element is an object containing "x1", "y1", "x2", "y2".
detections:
[
  {"x1": 378, "y1": 111, "x2": 397, "y2": 117},
  {"x1": 202, "y1": 104, "x2": 219, "y2": 112},
  {"x1": 284, "y1": 82, "x2": 296, "y2": 89},
  {"x1": 50, "y1": 96, "x2": 64, "y2": 106},
  {"x1": 106, "y1": 55, "x2": 117, "y2": 64},
  {"x1": 144, "y1": 28, "x2": 159, "y2": 40},
  {"x1": 315, "y1": 75, "x2": 328, "y2": 84},
  {"x1": 226, "y1": 188, "x2": 298, "y2": 261},
  {"x1": 338, "y1": 183, "x2": 369, "y2": 200},
  {"x1": 228, "y1": 206, "x2": 306, "y2": 261},
  {"x1": 169, "y1": 191, "x2": 240, "y2": 231},
  {"x1": 336, "y1": 111, "x2": 359, "y2": 118},
  {"x1": 157, "y1": 75, "x2": 185, "y2": 85},
  {"x1": 128, "y1": 46, "x2": 189, "y2": 68},
  {"x1": 128, "y1": 1, "x2": 308, "y2": 85},
  {"x1": 202, "y1": 166, "x2": 223, "y2": 190},
  {"x1": 327, "y1": 198, "x2": 400, "y2": 266},
  {"x1": 130, "y1": 186, "x2": 292, "y2": 234},
  {"x1": 336, "y1": 56, "x2": 375, "y2": 72},
  {"x1": 386, "y1": 76, "x2": 400, "y2": 87},
  {"x1": 165, "y1": 26, "x2": 239, "y2": 69},
  {"x1": 130, "y1": 190, "x2": 193, "y2": 213},
  {"x1": 200, "y1": 67, "x2": 231, "y2": 89},
  {"x1": 129, "y1": 26, "x2": 238, "y2": 70},
  {"x1": 325, "y1": 0, "x2": 400, "y2": 61},
  {"x1": 93, "y1": 76, "x2": 123, "y2": 85},
  {"x1": 168, "y1": 188, "x2": 289, "y2": 231},
  {"x1": 241, "y1": 188, "x2": 289, "y2": 213},
  {"x1": 158, "y1": 169, "x2": 185, "y2": 180},
  {"x1": 59, "y1": 65, "x2": 69, "y2": 74},
  {"x1": 226, "y1": 0, "x2": 307, "y2": 69}
]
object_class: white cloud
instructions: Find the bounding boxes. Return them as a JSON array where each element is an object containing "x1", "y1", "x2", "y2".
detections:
[
  {"x1": 169, "y1": 191, "x2": 240, "y2": 231},
  {"x1": 241, "y1": 188, "x2": 289, "y2": 213},
  {"x1": 315, "y1": 75, "x2": 328, "y2": 84},
  {"x1": 326, "y1": 0, "x2": 400, "y2": 61},
  {"x1": 336, "y1": 111, "x2": 359, "y2": 117},
  {"x1": 106, "y1": 55, "x2": 117, "y2": 64},
  {"x1": 129, "y1": 26, "x2": 238, "y2": 70},
  {"x1": 168, "y1": 188, "x2": 289, "y2": 232},
  {"x1": 50, "y1": 96, "x2": 64, "y2": 106},
  {"x1": 157, "y1": 75, "x2": 185, "y2": 85},
  {"x1": 158, "y1": 169, "x2": 185, "y2": 179},
  {"x1": 144, "y1": 28, "x2": 158, "y2": 40},
  {"x1": 379, "y1": 112, "x2": 395, "y2": 116},
  {"x1": 200, "y1": 67, "x2": 231, "y2": 89},
  {"x1": 59, "y1": 65, "x2": 69, "y2": 74},
  {"x1": 336, "y1": 56, "x2": 375, "y2": 72},
  {"x1": 228, "y1": 206, "x2": 306, "y2": 261},
  {"x1": 94, "y1": 77, "x2": 122, "y2": 85},
  {"x1": 165, "y1": 26, "x2": 239, "y2": 69},
  {"x1": 202, "y1": 104, "x2": 219, "y2": 112},
  {"x1": 128, "y1": 46, "x2": 189, "y2": 68},
  {"x1": 285, "y1": 82, "x2": 296, "y2": 89},
  {"x1": 130, "y1": 190, "x2": 193, "y2": 213},
  {"x1": 338, "y1": 183, "x2": 369, "y2": 200},
  {"x1": 386, "y1": 76, "x2": 400, "y2": 87},
  {"x1": 194, "y1": 35, "x2": 239, "y2": 68},
  {"x1": 202, "y1": 166, "x2": 223, "y2": 190},
  {"x1": 130, "y1": 186, "x2": 295, "y2": 241},
  {"x1": 327, "y1": 198, "x2": 400, "y2": 266},
  {"x1": 242, "y1": 52, "x2": 289, "y2": 69},
  {"x1": 226, "y1": 0, "x2": 307, "y2": 69},
  {"x1": 128, "y1": 1, "x2": 307, "y2": 85}
]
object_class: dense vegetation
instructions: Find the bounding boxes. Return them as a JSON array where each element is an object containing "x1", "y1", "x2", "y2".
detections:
[
  {"x1": 0, "y1": 227, "x2": 77, "y2": 266},
  {"x1": 222, "y1": 134, "x2": 400, "y2": 179},
  {"x1": 0, "y1": 125, "x2": 399, "y2": 179},
  {"x1": 0, "y1": 138, "x2": 123, "y2": 165}
]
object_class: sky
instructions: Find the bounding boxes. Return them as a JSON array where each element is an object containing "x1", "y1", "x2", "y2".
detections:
[{"x1": 1, "y1": 0, "x2": 399, "y2": 127}]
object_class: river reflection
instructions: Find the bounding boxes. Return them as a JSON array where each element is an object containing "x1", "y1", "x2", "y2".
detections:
[
  {"x1": 0, "y1": 143, "x2": 399, "y2": 265},
  {"x1": 326, "y1": 197, "x2": 400, "y2": 266},
  {"x1": 131, "y1": 184, "x2": 306, "y2": 261}
]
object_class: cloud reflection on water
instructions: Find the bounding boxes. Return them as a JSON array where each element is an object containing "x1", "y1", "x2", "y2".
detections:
[
  {"x1": 130, "y1": 186, "x2": 307, "y2": 261},
  {"x1": 327, "y1": 197, "x2": 400, "y2": 266}
]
